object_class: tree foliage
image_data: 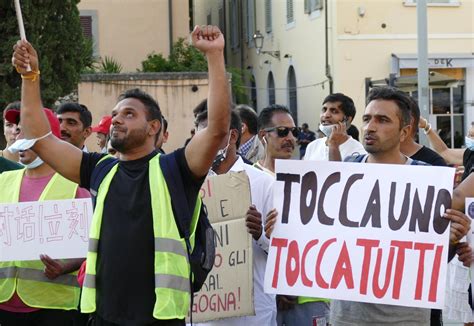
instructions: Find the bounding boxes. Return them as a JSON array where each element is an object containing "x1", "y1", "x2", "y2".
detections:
[
  {"x1": 141, "y1": 38, "x2": 208, "y2": 72},
  {"x1": 0, "y1": 0, "x2": 93, "y2": 109}
]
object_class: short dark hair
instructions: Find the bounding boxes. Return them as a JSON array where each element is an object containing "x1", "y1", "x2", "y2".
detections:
[
  {"x1": 257, "y1": 104, "x2": 292, "y2": 130},
  {"x1": 367, "y1": 87, "x2": 412, "y2": 128},
  {"x1": 56, "y1": 102, "x2": 93, "y2": 128},
  {"x1": 118, "y1": 88, "x2": 162, "y2": 122},
  {"x1": 407, "y1": 97, "x2": 420, "y2": 133},
  {"x1": 323, "y1": 93, "x2": 356, "y2": 119},
  {"x1": 3, "y1": 101, "x2": 21, "y2": 122},
  {"x1": 193, "y1": 99, "x2": 208, "y2": 117},
  {"x1": 195, "y1": 110, "x2": 242, "y2": 148},
  {"x1": 162, "y1": 117, "x2": 168, "y2": 132},
  {"x1": 5, "y1": 101, "x2": 21, "y2": 111},
  {"x1": 235, "y1": 104, "x2": 258, "y2": 135}
]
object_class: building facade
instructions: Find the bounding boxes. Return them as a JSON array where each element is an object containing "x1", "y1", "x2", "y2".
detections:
[
  {"x1": 193, "y1": 0, "x2": 474, "y2": 148},
  {"x1": 78, "y1": 0, "x2": 191, "y2": 72}
]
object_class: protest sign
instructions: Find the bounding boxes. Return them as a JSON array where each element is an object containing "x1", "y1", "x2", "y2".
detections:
[
  {"x1": 0, "y1": 198, "x2": 93, "y2": 261},
  {"x1": 190, "y1": 171, "x2": 254, "y2": 322},
  {"x1": 265, "y1": 160, "x2": 455, "y2": 309}
]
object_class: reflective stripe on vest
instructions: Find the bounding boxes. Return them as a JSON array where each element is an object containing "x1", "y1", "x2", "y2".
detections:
[
  {"x1": 81, "y1": 154, "x2": 201, "y2": 320},
  {"x1": 0, "y1": 170, "x2": 81, "y2": 310}
]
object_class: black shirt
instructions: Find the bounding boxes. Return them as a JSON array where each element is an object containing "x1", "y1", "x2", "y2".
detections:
[
  {"x1": 462, "y1": 148, "x2": 474, "y2": 181},
  {"x1": 410, "y1": 145, "x2": 447, "y2": 167},
  {"x1": 80, "y1": 149, "x2": 202, "y2": 325}
]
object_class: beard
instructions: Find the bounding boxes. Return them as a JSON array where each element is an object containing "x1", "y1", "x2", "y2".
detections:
[{"x1": 111, "y1": 126, "x2": 148, "y2": 153}]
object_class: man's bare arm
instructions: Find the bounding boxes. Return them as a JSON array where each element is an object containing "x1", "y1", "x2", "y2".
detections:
[
  {"x1": 185, "y1": 26, "x2": 230, "y2": 178},
  {"x1": 453, "y1": 172, "x2": 474, "y2": 210},
  {"x1": 13, "y1": 40, "x2": 82, "y2": 184},
  {"x1": 419, "y1": 117, "x2": 464, "y2": 165}
]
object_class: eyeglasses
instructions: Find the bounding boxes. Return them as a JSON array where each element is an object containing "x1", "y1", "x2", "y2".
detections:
[{"x1": 264, "y1": 126, "x2": 299, "y2": 138}]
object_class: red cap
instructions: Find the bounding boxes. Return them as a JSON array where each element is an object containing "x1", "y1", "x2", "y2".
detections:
[
  {"x1": 91, "y1": 115, "x2": 112, "y2": 135},
  {"x1": 4, "y1": 108, "x2": 61, "y2": 138}
]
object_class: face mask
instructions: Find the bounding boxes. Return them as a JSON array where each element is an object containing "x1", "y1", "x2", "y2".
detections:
[
  {"x1": 212, "y1": 136, "x2": 231, "y2": 171},
  {"x1": 319, "y1": 124, "x2": 335, "y2": 137},
  {"x1": 465, "y1": 137, "x2": 474, "y2": 151},
  {"x1": 20, "y1": 156, "x2": 44, "y2": 169},
  {"x1": 8, "y1": 131, "x2": 52, "y2": 154}
]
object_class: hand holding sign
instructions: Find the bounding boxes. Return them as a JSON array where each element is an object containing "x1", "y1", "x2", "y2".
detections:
[
  {"x1": 245, "y1": 205, "x2": 263, "y2": 240},
  {"x1": 456, "y1": 243, "x2": 473, "y2": 267},
  {"x1": 444, "y1": 209, "x2": 471, "y2": 244},
  {"x1": 40, "y1": 254, "x2": 65, "y2": 280},
  {"x1": 12, "y1": 40, "x2": 39, "y2": 75}
]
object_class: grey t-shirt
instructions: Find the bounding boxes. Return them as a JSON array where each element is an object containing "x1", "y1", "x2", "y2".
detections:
[
  {"x1": 332, "y1": 154, "x2": 431, "y2": 326},
  {"x1": 330, "y1": 300, "x2": 430, "y2": 326}
]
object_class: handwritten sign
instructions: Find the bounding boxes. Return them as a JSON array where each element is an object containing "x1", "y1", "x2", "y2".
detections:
[
  {"x1": 0, "y1": 198, "x2": 93, "y2": 261},
  {"x1": 265, "y1": 160, "x2": 455, "y2": 309},
  {"x1": 190, "y1": 171, "x2": 254, "y2": 322}
]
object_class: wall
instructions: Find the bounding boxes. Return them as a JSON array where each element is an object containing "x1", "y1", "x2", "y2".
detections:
[
  {"x1": 78, "y1": 0, "x2": 190, "y2": 72},
  {"x1": 78, "y1": 72, "x2": 210, "y2": 152}
]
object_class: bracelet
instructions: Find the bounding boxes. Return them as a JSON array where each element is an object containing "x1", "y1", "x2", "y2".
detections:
[
  {"x1": 423, "y1": 123, "x2": 432, "y2": 135},
  {"x1": 21, "y1": 70, "x2": 41, "y2": 82}
]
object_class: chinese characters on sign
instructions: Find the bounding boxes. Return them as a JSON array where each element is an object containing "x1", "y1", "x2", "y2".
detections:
[{"x1": 0, "y1": 198, "x2": 93, "y2": 261}]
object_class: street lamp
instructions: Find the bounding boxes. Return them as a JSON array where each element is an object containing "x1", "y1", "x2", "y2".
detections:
[{"x1": 253, "y1": 30, "x2": 280, "y2": 60}]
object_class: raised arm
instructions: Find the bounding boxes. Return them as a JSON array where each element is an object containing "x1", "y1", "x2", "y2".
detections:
[
  {"x1": 12, "y1": 40, "x2": 82, "y2": 184},
  {"x1": 419, "y1": 117, "x2": 464, "y2": 165},
  {"x1": 185, "y1": 26, "x2": 230, "y2": 178}
]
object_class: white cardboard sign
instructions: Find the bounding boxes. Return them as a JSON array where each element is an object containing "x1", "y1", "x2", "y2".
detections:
[
  {"x1": 0, "y1": 198, "x2": 93, "y2": 261},
  {"x1": 265, "y1": 160, "x2": 455, "y2": 309}
]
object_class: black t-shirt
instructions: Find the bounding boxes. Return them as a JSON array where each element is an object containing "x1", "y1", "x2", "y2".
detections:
[
  {"x1": 80, "y1": 149, "x2": 203, "y2": 325},
  {"x1": 410, "y1": 145, "x2": 447, "y2": 167},
  {"x1": 462, "y1": 148, "x2": 474, "y2": 181}
]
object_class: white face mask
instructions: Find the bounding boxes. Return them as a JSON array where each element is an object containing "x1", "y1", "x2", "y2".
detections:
[
  {"x1": 319, "y1": 123, "x2": 335, "y2": 137},
  {"x1": 8, "y1": 131, "x2": 52, "y2": 153},
  {"x1": 212, "y1": 136, "x2": 231, "y2": 170},
  {"x1": 465, "y1": 137, "x2": 474, "y2": 151},
  {"x1": 19, "y1": 156, "x2": 44, "y2": 169}
]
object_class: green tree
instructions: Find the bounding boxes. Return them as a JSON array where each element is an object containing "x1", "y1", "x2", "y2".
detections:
[
  {"x1": 140, "y1": 38, "x2": 208, "y2": 73},
  {"x1": 0, "y1": 0, "x2": 93, "y2": 109}
]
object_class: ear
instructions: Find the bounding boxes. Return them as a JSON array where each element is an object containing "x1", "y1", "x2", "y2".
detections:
[
  {"x1": 83, "y1": 127, "x2": 92, "y2": 139},
  {"x1": 346, "y1": 116, "x2": 353, "y2": 124},
  {"x1": 400, "y1": 124, "x2": 411, "y2": 143},
  {"x1": 229, "y1": 129, "x2": 241, "y2": 146},
  {"x1": 258, "y1": 129, "x2": 266, "y2": 141},
  {"x1": 148, "y1": 119, "x2": 161, "y2": 137},
  {"x1": 241, "y1": 122, "x2": 248, "y2": 134}
]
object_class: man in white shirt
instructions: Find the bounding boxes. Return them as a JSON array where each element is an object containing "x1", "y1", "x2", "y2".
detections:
[
  {"x1": 304, "y1": 93, "x2": 365, "y2": 161},
  {"x1": 195, "y1": 110, "x2": 276, "y2": 326}
]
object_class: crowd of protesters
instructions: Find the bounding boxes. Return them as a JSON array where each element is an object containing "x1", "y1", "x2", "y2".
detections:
[{"x1": 0, "y1": 25, "x2": 473, "y2": 326}]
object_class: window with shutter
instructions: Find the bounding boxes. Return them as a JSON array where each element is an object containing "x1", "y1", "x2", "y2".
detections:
[
  {"x1": 265, "y1": 0, "x2": 272, "y2": 33},
  {"x1": 287, "y1": 0, "x2": 294, "y2": 24},
  {"x1": 246, "y1": 0, "x2": 255, "y2": 44},
  {"x1": 207, "y1": 12, "x2": 212, "y2": 25},
  {"x1": 79, "y1": 10, "x2": 98, "y2": 56},
  {"x1": 230, "y1": 0, "x2": 240, "y2": 50},
  {"x1": 80, "y1": 16, "x2": 92, "y2": 39}
]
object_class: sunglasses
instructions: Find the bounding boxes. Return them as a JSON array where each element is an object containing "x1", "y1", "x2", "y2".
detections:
[{"x1": 265, "y1": 126, "x2": 299, "y2": 138}]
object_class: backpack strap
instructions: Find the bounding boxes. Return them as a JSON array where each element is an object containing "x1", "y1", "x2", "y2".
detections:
[
  {"x1": 89, "y1": 156, "x2": 119, "y2": 208},
  {"x1": 159, "y1": 153, "x2": 196, "y2": 324},
  {"x1": 159, "y1": 153, "x2": 192, "y2": 242}
]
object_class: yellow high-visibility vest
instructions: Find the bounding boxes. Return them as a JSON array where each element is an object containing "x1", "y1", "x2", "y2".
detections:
[
  {"x1": 0, "y1": 170, "x2": 80, "y2": 310},
  {"x1": 81, "y1": 154, "x2": 201, "y2": 320}
]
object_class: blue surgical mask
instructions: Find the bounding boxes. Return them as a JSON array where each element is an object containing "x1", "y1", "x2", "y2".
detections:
[{"x1": 465, "y1": 137, "x2": 474, "y2": 150}]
